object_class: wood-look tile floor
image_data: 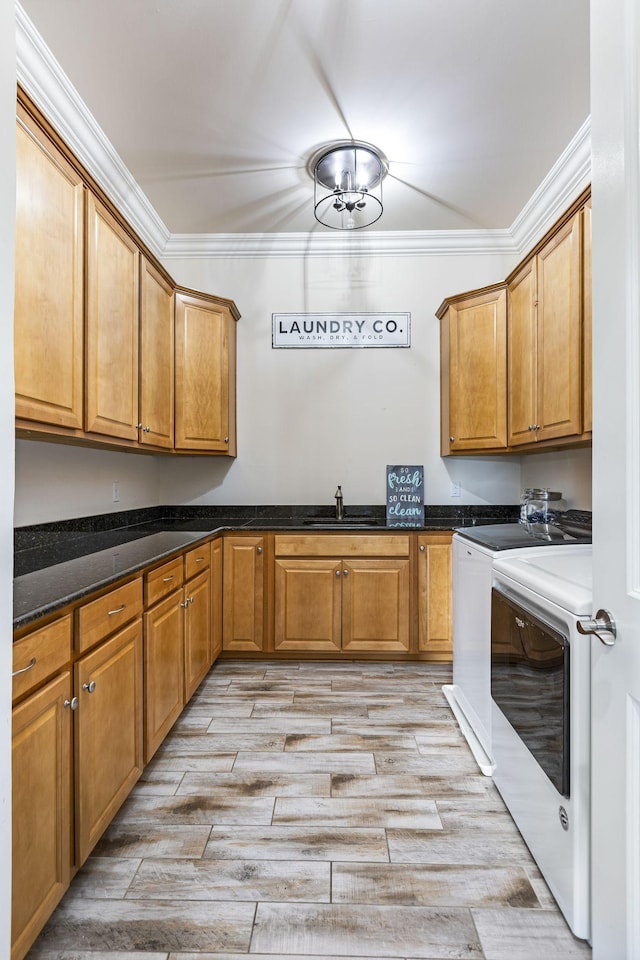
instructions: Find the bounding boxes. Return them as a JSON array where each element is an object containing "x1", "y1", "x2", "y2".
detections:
[{"x1": 27, "y1": 660, "x2": 592, "y2": 960}]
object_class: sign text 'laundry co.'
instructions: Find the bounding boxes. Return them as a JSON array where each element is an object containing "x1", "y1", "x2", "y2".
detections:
[{"x1": 272, "y1": 312, "x2": 411, "y2": 348}]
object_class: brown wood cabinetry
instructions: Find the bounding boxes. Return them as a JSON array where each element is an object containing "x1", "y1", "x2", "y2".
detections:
[
  {"x1": 74, "y1": 618, "x2": 143, "y2": 865},
  {"x1": 15, "y1": 92, "x2": 239, "y2": 457},
  {"x1": 139, "y1": 257, "x2": 174, "y2": 449},
  {"x1": 439, "y1": 190, "x2": 592, "y2": 455},
  {"x1": 273, "y1": 535, "x2": 410, "y2": 655},
  {"x1": 175, "y1": 290, "x2": 238, "y2": 455},
  {"x1": 508, "y1": 209, "x2": 583, "y2": 446},
  {"x1": 211, "y1": 537, "x2": 223, "y2": 662},
  {"x1": 417, "y1": 533, "x2": 453, "y2": 658},
  {"x1": 223, "y1": 536, "x2": 266, "y2": 651},
  {"x1": 143, "y1": 589, "x2": 184, "y2": 763},
  {"x1": 14, "y1": 106, "x2": 84, "y2": 431},
  {"x1": 85, "y1": 194, "x2": 140, "y2": 441},
  {"x1": 439, "y1": 285, "x2": 507, "y2": 455},
  {"x1": 11, "y1": 612, "x2": 73, "y2": 960}
]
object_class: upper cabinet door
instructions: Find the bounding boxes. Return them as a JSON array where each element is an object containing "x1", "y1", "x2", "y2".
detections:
[
  {"x1": 14, "y1": 107, "x2": 84, "y2": 430},
  {"x1": 440, "y1": 285, "x2": 508, "y2": 454},
  {"x1": 536, "y1": 210, "x2": 583, "y2": 441},
  {"x1": 85, "y1": 195, "x2": 140, "y2": 440},
  {"x1": 507, "y1": 257, "x2": 538, "y2": 446},
  {"x1": 174, "y1": 291, "x2": 237, "y2": 453},
  {"x1": 139, "y1": 258, "x2": 174, "y2": 449}
]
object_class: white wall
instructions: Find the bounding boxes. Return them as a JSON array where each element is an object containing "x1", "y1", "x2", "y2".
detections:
[
  {"x1": 520, "y1": 446, "x2": 592, "y2": 509},
  {"x1": 1, "y1": 0, "x2": 15, "y2": 952},
  {"x1": 158, "y1": 250, "x2": 523, "y2": 509},
  {"x1": 14, "y1": 440, "x2": 162, "y2": 526}
]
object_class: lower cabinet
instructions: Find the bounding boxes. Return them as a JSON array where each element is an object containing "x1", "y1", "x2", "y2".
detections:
[
  {"x1": 144, "y1": 590, "x2": 184, "y2": 763},
  {"x1": 273, "y1": 535, "x2": 411, "y2": 655},
  {"x1": 12, "y1": 671, "x2": 72, "y2": 960},
  {"x1": 417, "y1": 533, "x2": 453, "y2": 658},
  {"x1": 274, "y1": 556, "x2": 410, "y2": 653},
  {"x1": 183, "y1": 567, "x2": 212, "y2": 700},
  {"x1": 223, "y1": 536, "x2": 265, "y2": 652},
  {"x1": 74, "y1": 618, "x2": 144, "y2": 866}
]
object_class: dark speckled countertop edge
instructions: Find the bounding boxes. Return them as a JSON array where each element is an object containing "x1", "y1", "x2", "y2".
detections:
[{"x1": 14, "y1": 504, "x2": 519, "y2": 631}]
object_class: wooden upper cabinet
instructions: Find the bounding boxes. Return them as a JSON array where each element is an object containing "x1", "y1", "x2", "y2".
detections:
[
  {"x1": 508, "y1": 209, "x2": 583, "y2": 446},
  {"x1": 14, "y1": 106, "x2": 84, "y2": 430},
  {"x1": 85, "y1": 194, "x2": 140, "y2": 441},
  {"x1": 439, "y1": 285, "x2": 507, "y2": 455},
  {"x1": 174, "y1": 290, "x2": 237, "y2": 454},
  {"x1": 583, "y1": 198, "x2": 593, "y2": 435},
  {"x1": 139, "y1": 258, "x2": 174, "y2": 449},
  {"x1": 507, "y1": 258, "x2": 538, "y2": 445}
]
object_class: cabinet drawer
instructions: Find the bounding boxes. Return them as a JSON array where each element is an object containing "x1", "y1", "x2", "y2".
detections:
[
  {"x1": 12, "y1": 615, "x2": 72, "y2": 703},
  {"x1": 76, "y1": 579, "x2": 143, "y2": 654},
  {"x1": 144, "y1": 556, "x2": 184, "y2": 607},
  {"x1": 184, "y1": 541, "x2": 211, "y2": 580},
  {"x1": 274, "y1": 534, "x2": 410, "y2": 558}
]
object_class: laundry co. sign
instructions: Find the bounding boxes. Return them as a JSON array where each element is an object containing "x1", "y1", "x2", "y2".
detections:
[{"x1": 272, "y1": 312, "x2": 411, "y2": 348}]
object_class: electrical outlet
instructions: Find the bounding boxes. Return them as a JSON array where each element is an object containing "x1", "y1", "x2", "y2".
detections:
[
  {"x1": 451, "y1": 481, "x2": 461, "y2": 497},
  {"x1": 112, "y1": 481, "x2": 120, "y2": 503}
]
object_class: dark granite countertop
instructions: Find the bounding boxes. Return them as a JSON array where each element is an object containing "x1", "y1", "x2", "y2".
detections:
[{"x1": 14, "y1": 504, "x2": 519, "y2": 631}]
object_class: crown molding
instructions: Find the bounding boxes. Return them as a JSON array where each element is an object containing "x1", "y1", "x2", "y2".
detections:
[
  {"x1": 15, "y1": 1, "x2": 170, "y2": 257},
  {"x1": 161, "y1": 229, "x2": 517, "y2": 260},
  {"x1": 15, "y1": 1, "x2": 590, "y2": 262},
  {"x1": 509, "y1": 117, "x2": 592, "y2": 256}
]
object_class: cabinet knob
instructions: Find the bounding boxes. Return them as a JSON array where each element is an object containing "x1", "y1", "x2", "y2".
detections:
[
  {"x1": 180, "y1": 600, "x2": 190, "y2": 608},
  {"x1": 224, "y1": 437, "x2": 229, "y2": 444},
  {"x1": 144, "y1": 426, "x2": 150, "y2": 433},
  {"x1": 419, "y1": 544, "x2": 426, "y2": 552},
  {"x1": 82, "y1": 680, "x2": 96, "y2": 694},
  {"x1": 335, "y1": 570, "x2": 341, "y2": 577},
  {"x1": 343, "y1": 569, "x2": 349, "y2": 576},
  {"x1": 449, "y1": 436, "x2": 455, "y2": 442},
  {"x1": 256, "y1": 546, "x2": 263, "y2": 555},
  {"x1": 135, "y1": 423, "x2": 143, "y2": 430},
  {"x1": 64, "y1": 696, "x2": 79, "y2": 710}
]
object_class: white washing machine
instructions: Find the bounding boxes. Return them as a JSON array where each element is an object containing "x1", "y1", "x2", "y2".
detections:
[
  {"x1": 442, "y1": 512, "x2": 592, "y2": 774},
  {"x1": 490, "y1": 547, "x2": 593, "y2": 940}
]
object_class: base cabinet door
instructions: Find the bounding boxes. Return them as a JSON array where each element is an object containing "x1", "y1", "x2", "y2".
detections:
[
  {"x1": 417, "y1": 535, "x2": 453, "y2": 658},
  {"x1": 342, "y1": 559, "x2": 410, "y2": 654},
  {"x1": 274, "y1": 559, "x2": 342, "y2": 652},
  {"x1": 211, "y1": 538, "x2": 223, "y2": 663},
  {"x1": 184, "y1": 569, "x2": 212, "y2": 700},
  {"x1": 12, "y1": 672, "x2": 72, "y2": 960},
  {"x1": 223, "y1": 537, "x2": 265, "y2": 652},
  {"x1": 74, "y1": 620, "x2": 143, "y2": 865},
  {"x1": 143, "y1": 591, "x2": 184, "y2": 763}
]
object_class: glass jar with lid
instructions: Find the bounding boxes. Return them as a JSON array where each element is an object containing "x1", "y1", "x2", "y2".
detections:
[{"x1": 524, "y1": 489, "x2": 567, "y2": 524}]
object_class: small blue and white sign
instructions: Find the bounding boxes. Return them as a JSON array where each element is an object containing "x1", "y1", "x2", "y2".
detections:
[
  {"x1": 386, "y1": 465, "x2": 424, "y2": 527},
  {"x1": 273, "y1": 312, "x2": 410, "y2": 348}
]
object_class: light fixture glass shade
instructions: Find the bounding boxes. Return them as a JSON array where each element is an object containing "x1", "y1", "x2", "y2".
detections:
[{"x1": 309, "y1": 140, "x2": 388, "y2": 230}]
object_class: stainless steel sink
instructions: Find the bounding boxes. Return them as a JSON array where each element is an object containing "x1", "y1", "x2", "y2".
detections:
[{"x1": 303, "y1": 518, "x2": 382, "y2": 527}]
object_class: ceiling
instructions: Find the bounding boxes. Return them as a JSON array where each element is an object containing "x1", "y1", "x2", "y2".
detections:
[{"x1": 18, "y1": 0, "x2": 590, "y2": 236}]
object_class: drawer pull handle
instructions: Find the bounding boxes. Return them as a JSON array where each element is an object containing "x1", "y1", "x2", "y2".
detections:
[
  {"x1": 64, "y1": 696, "x2": 79, "y2": 710},
  {"x1": 83, "y1": 680, "x2": 96, "y2": 694},
  {"x1": 162, "y1": 576, "x2": 175, "y2": 582},
  {"x1": 195, "y1": 557, "x2": 204, "y2": 563},
  {"x1": 108, "y1": 604, "x2": 126, "y2": 616},
  {"x1": 12, "y1": 657, "x2": 36, "y2": 677}
]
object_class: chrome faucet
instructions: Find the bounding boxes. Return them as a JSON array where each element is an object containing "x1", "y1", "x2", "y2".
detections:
[{"x1": 335, "y1": 485, "x2": 344, "y2": 521}]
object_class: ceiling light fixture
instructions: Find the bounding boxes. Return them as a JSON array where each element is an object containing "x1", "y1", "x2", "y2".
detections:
[{"x1": 308, "y1": 140, "x2": 388, "y2": 230}]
